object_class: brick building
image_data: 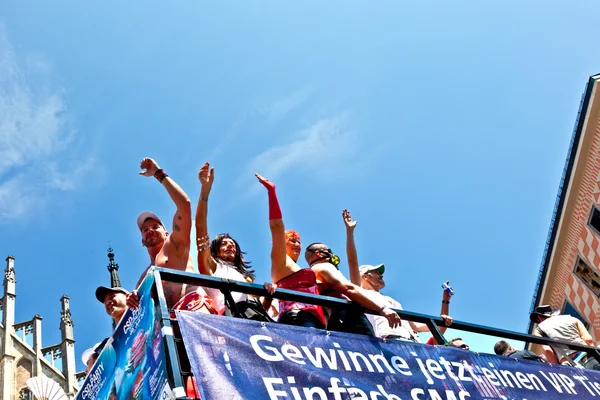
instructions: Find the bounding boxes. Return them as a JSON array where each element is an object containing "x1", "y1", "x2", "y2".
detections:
[{"x1": 529, "y1": 73, "x2": 600, "y2": 342}]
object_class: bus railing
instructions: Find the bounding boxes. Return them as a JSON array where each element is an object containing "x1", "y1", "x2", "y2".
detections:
[{"x1": 149, "y1": 267, "x2": 600, "y2": 399}]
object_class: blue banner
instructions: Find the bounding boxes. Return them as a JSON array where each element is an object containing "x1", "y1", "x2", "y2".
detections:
[
  {"x1": 77, "y1": 270, "x2": 173, "y2": 400},
  {"x1": 177, "y1": 311, "x2": 600, "y2": 400}
]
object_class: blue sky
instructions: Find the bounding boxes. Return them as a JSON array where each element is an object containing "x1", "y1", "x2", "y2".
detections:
[{"x1": 2, "y1": 1, "x2": 600, "y2": 371}]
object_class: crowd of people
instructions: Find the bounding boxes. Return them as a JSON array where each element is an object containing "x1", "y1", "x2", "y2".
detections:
[{"x1": 82, "y1": 158, "x2": 600, "y2": 384}]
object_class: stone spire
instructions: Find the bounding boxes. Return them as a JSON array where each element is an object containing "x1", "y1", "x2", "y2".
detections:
[
  {"x1": 59, "y1": 295, "x2": 76, "y2": 396},
  {"x1": 107, "y1": 247, "x2": 122, "y2": 330},
  {"x1": 1, "y1": 255, "x2": 17, "y2": 400},
  {"x1": 107, "y1": 247, "x2": 121, "y2": 288}
]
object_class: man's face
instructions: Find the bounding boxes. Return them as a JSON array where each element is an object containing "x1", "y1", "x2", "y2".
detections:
[
  {"x1": 451, "y1": 339, "x2": 470, "y2": 350},
  {"x1": 217, "y1": 238, "x2": 237, "y2": 262},
  {"x1": 362, "y1": 269, "x2": 385, "y2": 290},
  {"x1": 85, "y1": 353, "x2": 99, "y2": 375},
  {"x1": 286, "y1": 236, "x2": 301, "y2": 262},
  {"x1": 103, "y1": 291, "x2": 127, "y2": 319},
  {"x1": 305, "y1": 244, "x2": 330, "y2": 266},
  {"x1": 141, "y1": 219, "x2": 167, "y2": 248}
]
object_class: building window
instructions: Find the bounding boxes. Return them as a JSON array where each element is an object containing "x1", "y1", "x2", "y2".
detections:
[
  {"x1": 589, "y1": 206, "x2": 600, "y2": 234},
  {"x1": 573, "y1": 257, "x2": 600, "y2": 298},
  {"x1": 563, "y1": 301, "x2": 590, "y2": 329}
]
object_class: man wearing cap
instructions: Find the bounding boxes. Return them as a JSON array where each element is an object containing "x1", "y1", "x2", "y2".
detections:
[
  {"x1": 531, "y1": 305, "x2": 597, "y2": 367},
  {"x1": 359, "y1": 264, "x2": 453, "y2": 342},
  {"x1": 130, "y1": 157, "x2": 195, "y2": 307},
  {"x1": 96, "y1": 286, "x2": 129, "y2": 325},
  {"x1": 82, "y1": 338, "x2": 109, "y2": 375}
]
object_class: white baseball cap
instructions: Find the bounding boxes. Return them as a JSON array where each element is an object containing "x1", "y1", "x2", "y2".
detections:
[
  {"x1": 359, "y1": 264, "x2": 385, "y2": 276},
  {"x1": 136, "y1": 212, "x2": 164, "y2": 231}
]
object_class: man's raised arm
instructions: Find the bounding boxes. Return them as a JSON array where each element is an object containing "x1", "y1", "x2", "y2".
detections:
[
  {"x1": 139, "y1": 157, "x2": 191, "y2": 249},
  {"x1": 343, "y1": 209, "x2": 360, "y2": 286}
]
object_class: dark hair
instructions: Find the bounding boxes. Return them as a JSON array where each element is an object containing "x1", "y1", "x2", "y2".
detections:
[
  {"x1": 449, "y1": 338, "x2": 463, "y2": 345},
  {"x1": 493, "y1": 340, "x2": 512, "y2": 356},
  {"x1": 305, "y1": 242, "x2": 325, "y2": 253},
  {"x1": 210, "y1": 233, "x2": 255, "y2": 281}
]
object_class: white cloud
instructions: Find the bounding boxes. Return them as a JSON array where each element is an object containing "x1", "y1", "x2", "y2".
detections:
[
  {"x1": 0, "y1": 25, "x2": 91, "y2": 222},
  {"x1": 256, "y1": 87, "x2": 313, "y2": 125},
  {"x1": 207, "y1": 88, "x2": 313, "y2": 163},
  {"x1": 243, "y1": 113, "x2": 359, "y2": 194}
]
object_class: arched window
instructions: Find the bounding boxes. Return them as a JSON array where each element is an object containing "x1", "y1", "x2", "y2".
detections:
[{"x1": 19, "y1": 388, "x2": 32, "y2": 400}]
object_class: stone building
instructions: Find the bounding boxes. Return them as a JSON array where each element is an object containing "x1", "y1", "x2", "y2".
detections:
[{"x1": 0, "y1": 255, "x2": 78, "y2": 400}]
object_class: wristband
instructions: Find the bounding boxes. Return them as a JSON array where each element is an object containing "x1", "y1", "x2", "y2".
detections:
[
  {"x1": 154, "y1": 169, "x2": 168, "y2": 183},
  {"x1": 442, "y1": 300, "x2": 450, "y2": 304},
  {"x1": 378, "y1": 305, "x2": 387, "y2": 313}
]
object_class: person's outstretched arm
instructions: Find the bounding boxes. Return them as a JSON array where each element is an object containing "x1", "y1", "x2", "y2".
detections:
[
  {"x1": 426, "y1": 282, "x2": 454, "y2": 344},
  {"x1": 255, "y1": 173, "x2": 288, "y2": 283},
  {"x1": 196, "y1": 162, "x2": 217, "y2": 275},
  {"x1": 343, "y1": 209, "x2": 360, "y2": 286},
  {"x1": 139, "y1": 157, "x2": 192, "y2": 251},
  {"x1": 312, "y1": 263, "x2": 402, "y2": 328},
  {"x1": 577, "y1": 319, "x2": 595, "y2": 346},
  {"x1": 439, "y1": 282, "x2": 453, "y2": 334}
]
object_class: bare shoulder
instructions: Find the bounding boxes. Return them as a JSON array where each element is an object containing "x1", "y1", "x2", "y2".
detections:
[
  {"x1": 312, "y1": 262, "x2": 345, "y2": 282},
  {"x1": 164, "y1": 235, "x2": 190, "y2": 256},
  {"x1": 285, "y1": 255, "x2": 302, "y2": 273}
]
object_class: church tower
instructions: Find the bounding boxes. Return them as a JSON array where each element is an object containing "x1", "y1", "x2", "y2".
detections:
[
  {"x1": 107, "y1": 246, "x2": 121, "y2": 289},
  {"x1": 0, "y1": 255, "x2": 79, "y2": 399},
  {"x1": 1, "y1": 256, "x2": 17, "y2": 400},
  {"x1": 107, "y1": 247, "x2": 122, "y2": 329}
]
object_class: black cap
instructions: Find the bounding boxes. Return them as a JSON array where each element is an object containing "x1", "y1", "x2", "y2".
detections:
[{"x1": 95, "y1": 286, "x2": 130, "y2": 303}]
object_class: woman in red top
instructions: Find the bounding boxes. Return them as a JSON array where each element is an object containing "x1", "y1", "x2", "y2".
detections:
[{"x1": 256, "y1": 173, "x2": 326, "y2": 329}]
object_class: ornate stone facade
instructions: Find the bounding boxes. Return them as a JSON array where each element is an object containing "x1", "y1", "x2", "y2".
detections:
[{"x1": 0, "y1": 256, "x2": 78, "y2": 400}]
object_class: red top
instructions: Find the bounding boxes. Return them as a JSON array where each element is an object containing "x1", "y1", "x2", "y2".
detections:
[{"x1": 277, "y1": 269, "x2": 326, "y2": 326}]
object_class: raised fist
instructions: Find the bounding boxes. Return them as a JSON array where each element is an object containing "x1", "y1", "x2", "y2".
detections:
[
  {"x1": 199, "y1": 162, "x2": 215, "y2": 188},
  {"x1": 139, "y1": 158, "x2": 160, "y2": 177}
]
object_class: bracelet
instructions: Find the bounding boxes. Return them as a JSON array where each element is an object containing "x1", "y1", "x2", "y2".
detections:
[
  {"x1": 154, "y1": 169, "x2": 168, "y2": 183},
  {"x1": 442, "y1": 300, "x2": 450, "y2": 304},
  {"x1": 378, "y1": 305, "x2": 387, "y2": 313},
  {"x1": 196, "y1": 234, "x2": 210, "y2": 251}
]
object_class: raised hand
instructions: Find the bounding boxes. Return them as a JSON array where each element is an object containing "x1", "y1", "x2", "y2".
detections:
[
  {"x1": 198, "y1": 162, "x2": 215, "y2": 189},
  {"x1": 443, "y1": 281, "x2": 454, "y2": 301},
  {"x1": 255, "y1": 173, "x2": 275, "y2": 192},
  {"x1": 139, "y1": 158, "x2": 160, "y2": 177},
  {"x1": 342, "y1": 209, "x2": 357, "y2": 231}
]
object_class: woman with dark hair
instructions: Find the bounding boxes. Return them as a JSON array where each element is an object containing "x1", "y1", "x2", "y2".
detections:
[
  {"x1": 208, "y1": 233, "x2": 255, "y2": 282},
  {"x1": 195, "y1": 162, "x2": 269, "y2": 320}
]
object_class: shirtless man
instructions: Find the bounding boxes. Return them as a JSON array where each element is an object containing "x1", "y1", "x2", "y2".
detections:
[
  {"x1": 255, "y1": 173, "x2": 401, "y2": 334},
  {"x1": 128, "y1": 157, "x2": 194, "y2": 308}
]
